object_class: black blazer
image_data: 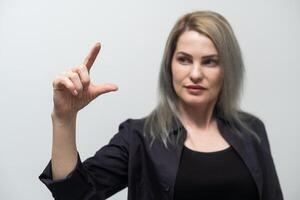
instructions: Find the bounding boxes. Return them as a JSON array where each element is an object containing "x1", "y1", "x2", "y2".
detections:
[{"x1": 39, "y1": 113, "x2": 284, "y2": 200}]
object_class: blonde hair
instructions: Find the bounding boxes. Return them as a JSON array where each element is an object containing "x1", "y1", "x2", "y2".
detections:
[{"x1": 144, "y1": 10, "x2": 260, "y2": 148}]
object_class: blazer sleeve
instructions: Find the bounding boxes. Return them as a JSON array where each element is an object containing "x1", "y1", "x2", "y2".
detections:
[
  {"x1": 253, "y1": 117, "x2": 284, "y2": 200},
  {"x1": 39, "y1": 119, "x2": 132, "y2": 200}
]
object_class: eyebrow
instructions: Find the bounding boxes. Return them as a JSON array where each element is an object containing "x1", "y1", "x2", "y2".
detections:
[{"x1": 176, "y1": 51, "x2": 219, "y2": 59}]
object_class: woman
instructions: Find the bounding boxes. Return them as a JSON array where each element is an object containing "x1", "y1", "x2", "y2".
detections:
[{"x1": 39, "y1": 11, "x2": 283, "y2": 200}]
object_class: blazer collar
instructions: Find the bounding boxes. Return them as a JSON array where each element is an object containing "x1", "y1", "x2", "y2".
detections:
[{"x1": 168, "y1": 116, "x2": 263, "y2": 200}]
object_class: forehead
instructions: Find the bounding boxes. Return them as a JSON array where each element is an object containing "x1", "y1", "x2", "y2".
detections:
[{"x1": 175, "y1": 30, "x2": 218, "y2": 56}]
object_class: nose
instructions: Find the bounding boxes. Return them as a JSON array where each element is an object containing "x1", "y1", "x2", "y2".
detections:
[{"x1": 190, "y1": 64, "x2": 203, "y2": 83}]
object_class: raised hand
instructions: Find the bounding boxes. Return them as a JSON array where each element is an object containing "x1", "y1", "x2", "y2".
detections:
[{"x1": 52, "y1": 42, "x2": 118, "y2": 120}]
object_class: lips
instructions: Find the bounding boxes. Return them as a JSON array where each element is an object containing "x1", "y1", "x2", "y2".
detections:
[{"x1": 185, "y1": 85, "x2": 207, "y2": 90}]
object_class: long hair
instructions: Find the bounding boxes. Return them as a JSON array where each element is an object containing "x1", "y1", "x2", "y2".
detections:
[{"x1": 143, "y1": 10, "x2": 260, "y2": 148}]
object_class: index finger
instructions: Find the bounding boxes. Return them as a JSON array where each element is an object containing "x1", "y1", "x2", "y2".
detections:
[{"x1": 83, "y1": 42, "x2": 101, "y2": 72}]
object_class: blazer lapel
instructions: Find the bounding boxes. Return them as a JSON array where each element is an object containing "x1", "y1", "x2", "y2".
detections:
[
  {"x1": 216, "y1": 117, "x2": 263, "y2": 200},
  {"x1": 149, "y1": 116, "x2": 263, "y2": 200}
]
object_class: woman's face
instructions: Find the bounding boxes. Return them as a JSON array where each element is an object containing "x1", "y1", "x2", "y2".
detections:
[{"x1": 171, "y1": 30, "x2": 223, "y2": 107}]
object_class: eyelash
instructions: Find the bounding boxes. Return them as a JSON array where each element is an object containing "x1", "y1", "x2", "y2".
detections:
[
  {"x1": 203, "y1": 59, "x2": 218, "y2": 66},
  {"x1": 177, "y1": 57, "x2": 218, "y2": 66},
  {"x1": 177, "y1": 57, "x2": 191, "y2": 64}
]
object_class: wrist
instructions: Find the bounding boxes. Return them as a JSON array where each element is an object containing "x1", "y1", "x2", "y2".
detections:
[{"x1": 51, "y1": 111, "x2": 77, "y2": 125}]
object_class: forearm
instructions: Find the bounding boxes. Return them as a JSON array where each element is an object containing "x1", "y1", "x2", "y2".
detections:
[{"x1": 51, "y1": 112, "x2": 78, "y2": 180}]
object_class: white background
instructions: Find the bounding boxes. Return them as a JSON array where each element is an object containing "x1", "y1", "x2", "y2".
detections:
[{"x1": 0, "y1": 0, "x2": 299, "y2": 199}]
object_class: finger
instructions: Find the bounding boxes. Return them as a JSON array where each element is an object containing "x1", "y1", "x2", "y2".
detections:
[
  {"x1": 92, "y1": 83, "x2": 118, "y2": 98},
  {"x1": 53, "y1": 75, "x2": 78, "y2": 96},
  {"x1": 83, "y1": 42, "x2": 101, "y2": 72},
  {"x1": 65, "y1": 71, "x2": 83, "y2": 97},
  {"x1": 71, "y1": 65, "x2": 90, "y2": 91}
]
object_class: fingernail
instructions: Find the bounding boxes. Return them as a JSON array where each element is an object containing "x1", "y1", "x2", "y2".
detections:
[{"x1": 73, "y1": 90, "x2": 78, "y2": 96}]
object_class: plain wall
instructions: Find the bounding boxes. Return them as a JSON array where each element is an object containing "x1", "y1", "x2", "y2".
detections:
[{"x1": 0, "y1": 0, "x2": 299, "y2": 199}]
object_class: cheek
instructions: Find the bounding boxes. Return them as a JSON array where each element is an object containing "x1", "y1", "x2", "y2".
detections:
[
  {"x1": 211, "y1": 70, "x2": 223, "y2": 94},
  {"x1": 172, "y1": 63, "x2": 189, "y2": 84},
  {"x1": 171, "y1": 63, "x2": 181, "y2": 87}
]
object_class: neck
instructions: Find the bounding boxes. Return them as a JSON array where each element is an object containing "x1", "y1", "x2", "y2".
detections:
[{"x1": 177, "y1": 100, "x2": 217, "y2": 130}]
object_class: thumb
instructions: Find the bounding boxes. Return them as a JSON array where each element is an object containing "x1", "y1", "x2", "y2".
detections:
[{"x1": 91, "y1": 83, "x2": 118, "y2": 98}]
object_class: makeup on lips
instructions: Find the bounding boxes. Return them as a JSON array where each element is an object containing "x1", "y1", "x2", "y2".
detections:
[{"x1": 185, "y1": 84, "x2": 207, "y2": 94}]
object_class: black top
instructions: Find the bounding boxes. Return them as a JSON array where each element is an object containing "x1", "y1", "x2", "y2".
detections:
[{"x1": 174, "y1": 145, "x2": 259, "y2": 200}]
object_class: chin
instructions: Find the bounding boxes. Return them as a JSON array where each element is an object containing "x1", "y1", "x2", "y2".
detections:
[{"x1": 180, "y1": 97, "x2": 209, "y2": 107}]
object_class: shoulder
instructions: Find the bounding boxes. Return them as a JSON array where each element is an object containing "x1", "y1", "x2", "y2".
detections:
[
  {"x1": 237, "y1": 111, "x2": 265, "y2": 127},
  {"x1": 117, "y1": 117, "x2": 146, "y2": 132},
  {"x1": 237, "y1": 111, "x2": 270, "y2": 146},
  {"x1": 115, "y1": 117, "x2": 147, "y2": 140},
  {"x1": 106, "y1": 117, "x2": 147, "y2": 148}
]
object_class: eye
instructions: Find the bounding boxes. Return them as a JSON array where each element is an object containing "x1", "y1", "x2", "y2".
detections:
[
  {"x1": 177, "y1": 56, "x2": 192, "y2": 65},
  {"x1": 202, "y1": 59, "x2": 218, "y2": 67}
]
